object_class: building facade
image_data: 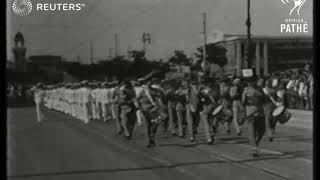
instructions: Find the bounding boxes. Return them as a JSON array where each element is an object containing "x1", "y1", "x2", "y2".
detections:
[{"x1": 208, "y1": 35, "x2": 313, "y2": 76}]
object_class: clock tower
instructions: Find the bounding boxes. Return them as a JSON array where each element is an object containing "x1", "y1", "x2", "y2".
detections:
[{"x1": 12, "y1": 32, "x2": 27, "y2": 72}]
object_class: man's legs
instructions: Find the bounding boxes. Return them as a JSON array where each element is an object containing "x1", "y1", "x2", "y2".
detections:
[
  {"x1": 264, "y1": 104, "x2": 275, "y2": 140},
  {"x1": 186, "y1": 105, "x2": 195, "y2": 141},
  {"x1": 201, "y1": 106, "x2": 213, "y2": 144},
  {"x1": 168, "y1": 102, "x2": 177, "y2": 135},
  {"x1": 176, "y1": 108, "x2": 185, "y2": 137},
  {"x1": 36, "y1": 103, "x2": 42, "y2": 123},
  {"x1": 232, "y1": 101, "x2": 242, "y2": 134}
]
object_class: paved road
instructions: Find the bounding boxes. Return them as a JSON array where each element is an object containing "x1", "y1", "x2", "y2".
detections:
[{"x1": 7, "y1": 106, "x2": 312, "y2": 180}]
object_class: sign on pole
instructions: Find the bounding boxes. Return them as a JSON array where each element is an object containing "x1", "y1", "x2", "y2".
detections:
[{"x1": 242, "y1": 68, "x2": 253, "y2": 77}]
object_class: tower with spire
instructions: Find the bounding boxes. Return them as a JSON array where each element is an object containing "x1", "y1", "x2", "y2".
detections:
[{"x1": 12, "y1": 32, "x2": 27, "y2": 72}]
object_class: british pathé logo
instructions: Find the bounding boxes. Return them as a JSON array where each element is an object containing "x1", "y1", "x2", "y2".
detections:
[
  {"x1": 12, "y1": 0, "x2": 33, "y2": 16},
  {"x1": 280, "y1": 0, "x2": 308, "y2": 33},
  {"x1": 12, "y1": 0, "x2": 86, "y2": 16},
  {"x1": 281, "y1": 0, "x2": 306, "y2": 15}
]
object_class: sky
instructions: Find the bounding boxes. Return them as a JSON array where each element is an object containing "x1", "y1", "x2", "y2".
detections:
[{"x1": 7, "y1": 0, "x2": 313, "y2": 63}]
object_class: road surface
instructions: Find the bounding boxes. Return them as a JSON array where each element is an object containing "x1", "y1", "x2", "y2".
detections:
[{"x1": 7, "y1": 106, "x2": 312, "y2": 180}]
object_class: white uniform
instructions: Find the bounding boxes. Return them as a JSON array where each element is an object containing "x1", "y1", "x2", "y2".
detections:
[
  {"x1": 91, "y1": 88, "x2": 98, "y2": 119},
  {"x1": 100, "y1": 87, "x2": 110, "y2": 121},
  {"x1": 95, "y1": 88, "x2": 103, "y2": 119},
  {"x1": 34, "y1": 89, "x2": 45, "y2": 122},
  {"x1": 80, "y1": 87, "x2": 92, "y2": 123}
]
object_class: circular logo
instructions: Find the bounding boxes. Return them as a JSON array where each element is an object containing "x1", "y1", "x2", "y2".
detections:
[{"x1": 12, "y1": 0, "x2": 32, "y2": 16}]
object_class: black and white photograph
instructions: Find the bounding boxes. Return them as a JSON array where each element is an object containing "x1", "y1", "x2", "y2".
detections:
[{"x1": 6, "y1": 0, "x2": 314, "y2": 179}]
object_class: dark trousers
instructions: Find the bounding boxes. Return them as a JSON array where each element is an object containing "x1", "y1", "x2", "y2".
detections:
[
  {"x1": 168, "y1": 102, "x2": 178, "y2": 134},
  {"x1": 263, "y1": 103, "x2": 276, "y2": 138},
  {"x1": 247, "y1": 115, "x2": 265, "y2": 148},
  {"x1": 201, "y1": 105, "x2": 219, "y2": 142},
  {"x1": 246, "y1": 105, "x2": 265, "y2": 150},
  {"x1": 119, "y1": 105, "x2": 136, "y2": 137},
  {"x1": 143, "y1": 111, "x2": 160, "y2": 143},
  {"x1": 186, "y1": 105, "x2": 200, "y2": 138},
  {"x1": 176, "y1": 109, "x2": 187, "y2": 137}
]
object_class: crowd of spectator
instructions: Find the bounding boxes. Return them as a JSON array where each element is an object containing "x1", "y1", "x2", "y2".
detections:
[{"x1": 270, "y1": 65, "x2": 313, "y2": 110}]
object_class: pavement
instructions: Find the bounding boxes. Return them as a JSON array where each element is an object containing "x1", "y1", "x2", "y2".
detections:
[
  {"x1": 7, "y1": 106, "x2": 312, "y2": 180},
  {"x1": 287, "y1": 109, "x2": 313, "y2": 130}
]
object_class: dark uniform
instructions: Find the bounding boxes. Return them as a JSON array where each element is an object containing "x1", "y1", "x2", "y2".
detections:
[
  {"x1": 112, "y1": 84, "x2": 122, "y2": 135},
  {"x1": 220, "y1": 81, "x2": 233, "y2": 133},
  {"x1": 186, "y1": 82, "x2": 200, "y2": 141},
  {"x1": 175, "y1": 85, "x2": 188, "y2": 137},
  {"x1": 262, "y1": 80, "x2": 277, "y2": 141},
  {"x1": 138, "y1": 84, "x2": 167, "y2": 147},
  {"x1": 242, "y1": 82, "x2": 265, "y2": 157},
  {"x1": 199, "y1": 84, "x2": 218, "y2": 144},
  {"x1": 164, "y1": 83, "x2": 179, "y2": 136},
  {"x1": 230, "y1": 79, "x2": 244, "y2": 135},
  {"x1": 118, "y1": 82, "x2": 137, "y2": 139}
]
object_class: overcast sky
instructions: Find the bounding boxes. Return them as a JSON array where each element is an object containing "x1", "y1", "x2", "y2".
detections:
[{"x1": 7, "y1": 0, "x2": 313, "y2": 63}]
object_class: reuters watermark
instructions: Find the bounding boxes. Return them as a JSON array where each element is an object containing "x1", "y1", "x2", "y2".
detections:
[{"x1": 12, "y1": 0, "x2": 86, "y2": 16}]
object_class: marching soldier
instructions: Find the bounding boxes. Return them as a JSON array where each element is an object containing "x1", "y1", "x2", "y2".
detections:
[
  {"x1": 138, "y1": 78, "x2": 166, "y2": 147},
  {"x1": 199, "y1": 79, "x2": 221, "y2": 144},
  {"x1": 186, "y1": 79, "x2": 200, "y2": 142},
  {"x1": 175, "y1": 80, "x2": 189, "y2": 138},
  {"x1": 80, "y1": 81, "x2": 92, "y2": 124},
  {"x1": 164, "y1": 80, "x2": 179, "y2": 136},
  {"x1": 119, "y1": 81, "x2": 137, "y2": 139},
  {"x1": 33, "y1": 83, "x2": 46, "y2": 123},
  {"x1": 90, "y1": 83, "x2": 99, "y2": 120},
  {"x1": 101, "y1": 82, "x2": 110, "y2": 122},
  {"x1": 133, "y1": 80, "x2": 145, "y2": 127},
  {"x1": 219, "y1": 79, "x2": 233, "y2": 133},
  {"x1": 262, "y1": 79, "x2": 277, "y2": 142},
  {"x1": 242, "y1": 80, "x2": 265, "y2": 157},
  {"x1": 230, "y1": 78, "x2": 244, "y2": 135},
  {"x1": 112, "y1": 82, "x2": 122, "y2": 135}
]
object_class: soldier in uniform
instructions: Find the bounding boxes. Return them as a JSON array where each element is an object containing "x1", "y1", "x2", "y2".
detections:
[
  {"x1": 80, "y1": 81, "x2": 92, "y2": 124},
  {"x1": 199, "y1": 79, "x2": 218, "y2": 144},
  {"x1": 186, "y1": 79, "x2": 200, "y2": 142},
  {"x1": 90, "y1": 83, "x2": 99, "y2": 120},
  {"x1": 242, "y1": 80, "x2": 265, "y2": 157},
  {"x1": 101, "y1": 82, "x2": 110, "y2": 122},
  {"x1": 33, "y1": 83, "x2": 46, "y2": 123},
  {"x1": 219, "y1": 79, "x2": 233, "y2": 133},
  {"x1": 165, "y1": 80, "x2": 179, "y2": 136},
  {"x1": 118, "y1": 81, "x2": 137, "y2": 139},
  {"x1": 262, "y1": 79, "x2": 277, "y2": 142},
  {"x1": 230, "y1": 78, "x2": 244, "y2": 135},
  {"x1": 138, "y1": 78, "x2": 166, "y2": 147},
  {"x1": 175, "y1": 80, "x2": 189, "y2": 138},
  {"x1": 112, "y1": 81, "x2": 122, "y2": 135}
]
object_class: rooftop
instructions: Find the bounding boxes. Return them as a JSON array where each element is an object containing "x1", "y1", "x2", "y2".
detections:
[{"x1": 209, "y1": 34, "x2": 313, "y2": 44}]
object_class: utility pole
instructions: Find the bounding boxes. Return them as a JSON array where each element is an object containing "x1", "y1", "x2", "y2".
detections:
[
  {"x1": 108, "y1": 48, "x2": 114, "y2": 58},
  {"x1": 202, "y1": 12, "x2": 207, "y2": 73},
  {"x1": 90, "y1": 40, "x2": 93, "y2": 64},
  {"x1": 246, "y1": 0, "x2": 252, "y2": 69},
  {"x1": 114, "y1": 33, "x2": 119, "y2": 57}
]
